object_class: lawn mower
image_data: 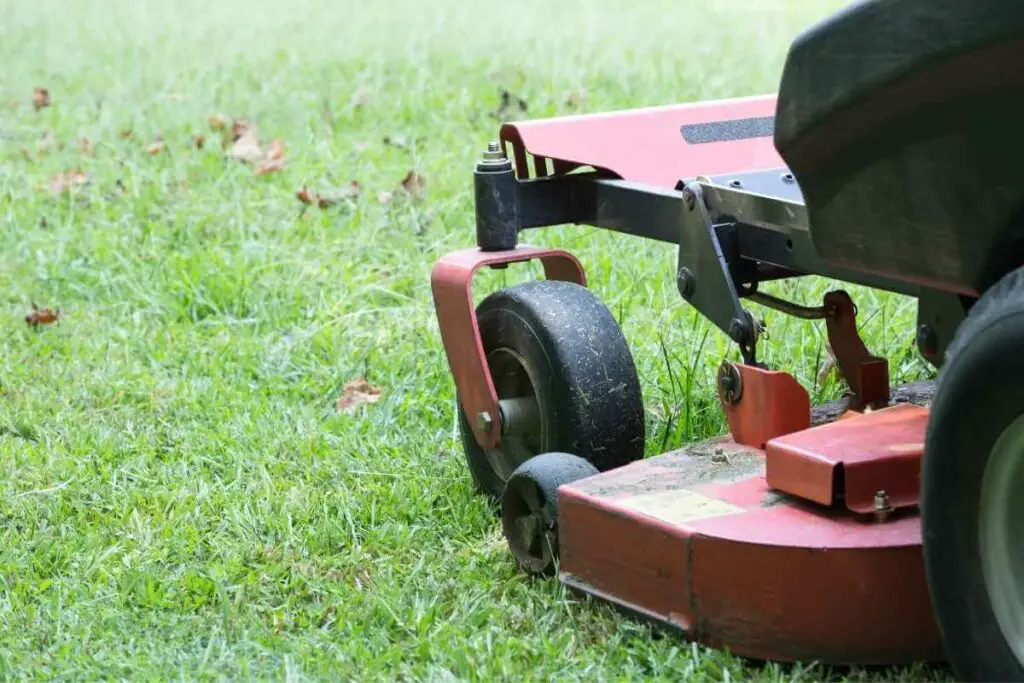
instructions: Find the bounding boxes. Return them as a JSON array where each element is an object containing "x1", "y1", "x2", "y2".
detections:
[{"x1": 430, "y1": 1, "x2": 1024, "y2": 679}]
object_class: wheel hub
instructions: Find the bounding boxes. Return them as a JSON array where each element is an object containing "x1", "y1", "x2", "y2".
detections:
[
  {"x1": 483, "y1": 347, "x2": 544, "y2": 482},
  {"x1": 980, "y1": 414, "x2": 1024, "y2": 667}
]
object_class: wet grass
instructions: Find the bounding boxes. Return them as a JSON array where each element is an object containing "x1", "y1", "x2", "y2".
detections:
[{"x1": 0, "y1": 0, "x2": 943, "y2": 678}]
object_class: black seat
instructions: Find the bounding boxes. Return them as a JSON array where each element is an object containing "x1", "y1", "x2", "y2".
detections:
[{"x1": 773, "y1": 0, "x2": 1024, "y2": 295}]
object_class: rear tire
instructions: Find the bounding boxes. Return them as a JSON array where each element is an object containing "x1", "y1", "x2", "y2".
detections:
[{"x1": 923, "y1": 265, "x2": 1024, "y2": 681}]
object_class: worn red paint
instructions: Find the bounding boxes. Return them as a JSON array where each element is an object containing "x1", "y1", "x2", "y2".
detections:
[
  {"x1": 824, "y1": 291, "x2": 890, "y2": 409},
  {"x1": 499, "y1": 94, "x2": 782, "y2": 190},
  {"x1": 557, "y1": 439, "x2": 943, "y2": 665},
  {"x1": 430, "y1": 245, "x2": 586, "y2": 450},
  {"x1": 721, "y1": 364, "x2": 810, "y2": 448},
  {"x1": 766, "y1": 403, "x2": 928, "y2": 513}
]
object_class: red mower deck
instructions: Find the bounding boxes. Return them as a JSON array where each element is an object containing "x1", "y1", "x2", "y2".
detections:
[{"x1": 556, "y1": 387, "x2": 943, "y2": 665}]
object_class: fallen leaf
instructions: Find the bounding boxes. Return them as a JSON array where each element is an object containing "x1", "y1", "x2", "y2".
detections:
[
  {"x1": 336, "y1": 378, "x2": 382, "y2": 413},
  {"x1": 119, "y1": 128, "x2": 134, "y2": 139},
  {"x1": 192, "y1": 133, "x2": 205, "y2": 149},
  {"x1": 564, "y1": 89, "x2": 586, "y2": 108},
  {"x1": 77, "y1": 137, "x2": 94, "y2": 156},
  {"x1": 32, "y1": 87, "x2": 51, "y2": 111},
  {"x1": 493, "y1": 89, "x2": 528, "y2": 121},
  {"x1": 145, "y1": 140, "x2": 165, "y2": 155},
  {"x1": 19, "y1": 147, "x2": 32, "y2": 161},
  {"x1": 255, "y1": 155, "x2": 286, "y2": 175},
  {"x1": 227, "y1": 127, "x2": 263, "y2": 164},
  {"x1": 297, "y1": 181, "x2": 361, "y2": 208},
  {"x1": 48, "y1": 168, "x2": 88, "y2": 193},
  {"x1": 36, "y1": 130, "x2": 58, "y2": 154},
  {"x1": 316, "y1": 181, "x2": 360, "y2": 207},
  {"x1": 349, "y1": 86, "x2": 368, "y2": 109},
  {"x1": 208, "y1": 114, "x2": 227, "y2": 131},
  {"x1": 400, "y1": 170, "x2": 426, "y2": 199},
  {"x1": 231, "y1": 118, "x2": 255, "y2": 143},
  {"x1": 382, "y1": 134, "x2": 425, "y2": 152},
  {"x1": 24, "y1": 303, "x2": 60, "y2": 327}
]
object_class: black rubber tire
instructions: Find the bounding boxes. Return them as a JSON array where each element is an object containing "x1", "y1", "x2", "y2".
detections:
[
  {"x1": 458, "y1": 280, "x2": 645, "y2": 500},
  {"x1": 923, "y1": 264, "x2": 1024, "y2": 682},
  {"x1": 501, "y1": 452, "x2": 599, "y2": 576}
]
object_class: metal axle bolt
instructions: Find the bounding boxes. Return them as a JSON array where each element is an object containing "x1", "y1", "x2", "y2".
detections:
[
  {"x1": 873, "y1": 490, "x2": 893, "y2": 522},
  {"x1": 477, "y1": 411, "x2": 493, "y2": 432},
  {"x1": 481, "y1": 141, "x2": 506, "y2": 162}
]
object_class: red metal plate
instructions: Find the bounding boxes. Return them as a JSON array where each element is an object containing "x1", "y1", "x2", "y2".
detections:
[
  {"x1": 556, "y1": 434, "x2": 942, "y2": 665},
  {"x1": 721, "y1": 363, "x2": 810, "y2": 448},
  {"x1": 430, "y1": 245, "x2": 586, "y2": 449},
  {"x1": 500, "y1": 94, "x2": 782, "y2": 190},
  {"x1": 765, "y1": 403, "x2": 927, "y2": 513}
]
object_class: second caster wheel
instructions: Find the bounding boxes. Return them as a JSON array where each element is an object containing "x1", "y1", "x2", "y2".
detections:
[
  {"x1": 501, "y1": 452, "x2": 599, "y2": 576},
  {"x1": 457, "y1": 279, "x2": 645, "y2": 501}
]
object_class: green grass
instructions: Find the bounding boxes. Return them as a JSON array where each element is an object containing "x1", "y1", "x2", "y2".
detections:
[{"x1": 0, "y1": 0, "x2": 944, "y2": 679}]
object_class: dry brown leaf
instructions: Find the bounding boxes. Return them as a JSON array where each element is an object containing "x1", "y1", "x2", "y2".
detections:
[
  {"x1": 255, "y1": 155, "x2": 286, "y2": 175},
  {"x1": 77, "y1": 137, "x2": 94, "y2": 156},
  {"x1": 382, "y1": 135, "x2": 425, "y2": 152},
  {"x1": 349, "y1": 86, "x2": 368, "y2": 109},
  {"x1": 208, "y1": 114, "x2": 227, "y2": 131},
  {"x1": 231, "y1": 119, "x2": 255, "y2": 143},
  {"x1": 119, "y1": 128, "x2": 134, "y2": 139},
  {"x1": 48, "y1": 168, "x2": 88, "y2": 193},
  {"x1": 493, "y1": 89, "x2": 529, "y2": 121},
  {"x1": 564, "y1": 89, "x2": 586, "y2": 108},
  {"x1": 32, "y1": 87, "x2": 51, "y2": 111},
  {"x1": 227, "y1": 127, "x2": 263, "y2": 164},
  {"x1": 336, "y1": 378, "x2": 382, "y2": 412},
  {"x1": 316, "y1": 181, "x2": 360, "y2": 207},
  {"x1": 400, "y1": 170, "x2": 426, "y2": 199},
  {"x1": 297, "y1": 181, "x2": 360, "y2": 208},
  {"x1": 146, "y1": 140, "x2": 165, "y2": 155},
  {"x1": 192, "y1": 134, "x2": 205, "y2": 149},
  {"x1": 24, "y1": 303, "x2": 60, "y2": 327},
  {"x1": 36, "y1": 130, "x2": 58, "y2": 154}
]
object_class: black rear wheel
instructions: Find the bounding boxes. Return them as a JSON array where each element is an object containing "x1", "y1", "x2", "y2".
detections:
[
  {"x1": 457, "y1": 280, "x2": 645, "y2": 500},
  {"x1": 923, "y1": 265, "x2": 1024, "y2": 681}
]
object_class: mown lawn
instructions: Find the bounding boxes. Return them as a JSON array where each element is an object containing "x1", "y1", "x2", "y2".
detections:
[{"x1": 0, "y1": 0, "x2": 945, "y2": 679}]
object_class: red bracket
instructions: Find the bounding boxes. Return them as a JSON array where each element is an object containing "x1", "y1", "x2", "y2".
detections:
[
  {"x1": 718, "y1": 362, "x2": 811, "y2": 449},
  {"x1": 430, "y1": 245, "x2": 587, "y2": 450},
  {"x1": 824, "y1": 291, "x2": 890, "y2": 411}
]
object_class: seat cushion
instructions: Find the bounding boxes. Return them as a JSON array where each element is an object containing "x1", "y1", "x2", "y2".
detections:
[
  {"x1": 775, "y1": 0, "x2": 1024, "y2": 154},
  {"x1": 771, "y1": 0, "x2": 1024, "y2": 295}
]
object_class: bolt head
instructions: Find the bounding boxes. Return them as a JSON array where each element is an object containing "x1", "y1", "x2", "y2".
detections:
[
  {"x1": 717, "y1": 361, "x2": 743, "y2": 405},
  {"x1": 677, "y1": 267, "x2": 696, "y2": 299},
  {"x1": 476, "y1": 411, "x2": 493, "y2": 432},
  {"x1": 681, "y1": 187, "x2": 697, "y2": 211}
]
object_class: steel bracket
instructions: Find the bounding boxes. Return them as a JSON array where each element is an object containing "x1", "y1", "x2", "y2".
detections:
[
  {"x1": 677, "y1": 180, "x2": 760, "y2": 364},
  {"x1": 430, "y1": 245, "x2": 587, "y2": 450}
]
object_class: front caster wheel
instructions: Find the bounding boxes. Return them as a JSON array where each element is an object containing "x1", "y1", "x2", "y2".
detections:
[
  {"x1": 457, "y1": 279, "x2": 644, "y2": 501},
  {"x1": 501, "y1": 452, "x2": 599, "y2": 576},
  {"x1": 923, "y1": 265, "x2": 1024, "y2": 681}
]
